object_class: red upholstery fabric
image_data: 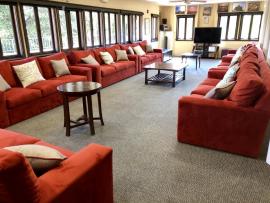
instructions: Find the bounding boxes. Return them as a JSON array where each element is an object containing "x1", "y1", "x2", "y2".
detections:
[
  {"x1": 147, "y1": 52, "x2": 162, "y2": 59},
  {"x1": 105, "y1": 45, "x2": 121, "y2": 61},
  {"x1": 207, "y1": 68, "x2": 227, "y2": 79},
  {"x1": 0, "y1": 91, "x2": 9, "y2": 127},
  {"x1": 93, "y1": 47, "x2": 106, "y2": 65},
  {"x1": 218, "y1": 61, "x2": 230, "y2": 67},
  {"x1": 191, "y1": 85, "x2": 214, "y2": 96},
  {"x1": 67, "y1": 49, "x2": 95, "y2": 65},
  {"x1": 35, "y1": 141, "x2": 73, "y2": 157},
  {"x1": 140, "y1": 56, "x2": 150, "y2": 65},
  {"x1": 69, "y1": 63, "x2": 101, "y2": 83},
  {"x1": 69, "y1": 66, "x2": 92, "y2": 81},
  {"x1": 27, "y1": 80, "x2": 62, "y2": 96},
  {"x1": 0, "y1": 60, "x2": 17, "y2": 87},
  {"x1": 101, "y1": 65, "x2": 117, "y2": 77},
  {"x1": 38, "y1": 52, "x2": 69, "y2": 79},
  {"x1": 200, "y1": 78, "x2": 220, "y2": 86},
  {"x1": 5, "y1": 88, "x2": 42, "y2": 108},
  {"x1": 112, "y1": 61, "x2": 135, "y2": 72},
  {"x1": 50, "y1": 75, "x2": 87, "y2": 84},
  {"x1": 0, "y1": 149, "x2": 40, "y2": 203},
  {"x1": 139, "y1": 40, "x2": 147, "y2": 52},
  {"x1": 145, "y1": 54, "x2": 156, "y2": 61}
]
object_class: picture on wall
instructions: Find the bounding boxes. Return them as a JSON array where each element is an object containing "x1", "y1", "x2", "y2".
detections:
[
  {"x1": 187, "y1": 5, "x2": 198, "y2": 14},
  {"x1": 203, "y1": 16, "x2": 209, "y2": 24},
  {"x1": 247, "y1": 2, "x2": 261, "y2": 12},
  {"x1": 232, "y1": 2, "x2": 246, "y2": 12},
  {"x1": 176, "y1": 5, "x2": 186, "y2": 14},
  {"x1": 218, "y1": 3, "x2": 229, "y2": 12},
  {"x1": 203, "y1": 6, "x2": 212, "y2": 16}
]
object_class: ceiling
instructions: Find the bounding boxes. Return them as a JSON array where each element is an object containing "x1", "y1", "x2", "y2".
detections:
[{"x1": 146, "y1": 0, "x2": 265, "y2": 6}]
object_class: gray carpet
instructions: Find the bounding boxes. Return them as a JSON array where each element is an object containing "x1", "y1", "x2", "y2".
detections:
[{"x1": 8, "y1": 58, "x2": 270, "y2": 203}]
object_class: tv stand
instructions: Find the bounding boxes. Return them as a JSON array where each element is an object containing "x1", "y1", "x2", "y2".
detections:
[{"x1": 193, "y1": 43, "x2": 219, "y2": 59}]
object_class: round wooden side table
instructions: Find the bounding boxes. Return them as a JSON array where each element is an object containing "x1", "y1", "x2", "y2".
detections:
[{"x1": 57, "y1": 81, "x2": 104, "y2": 136}]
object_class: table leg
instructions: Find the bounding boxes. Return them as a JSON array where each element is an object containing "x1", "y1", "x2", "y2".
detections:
[
  {"x1": 196, "y1": 57, "x2": 198, "y2": 70},
  {"x1": 145, "y1": 69, "x2": 148, "y2": 85},
  {"x1": 87, "y1": 95, "x2": 95, "y2": 135},
  {"x1": 158, "y1": 70, "x2": 160, "y2": 75},
  {"x1": 183, "y1": 68, "x2": 186, "y2": 80},
  {"x1": 83, "y1": 96, "x2": 87, "y2": 121},
  {"x1": 172, "y1": 71, "x2": 176, "y2": 88},
  {"x1": 97, "y1": 91, "x2": 104, "y2": 126},
  {"x1": 63, "y1": 95, "x2": 70, "y2": 137},
  {"x1": 199, "y1": 57, "x2": 201, "y2": 68}
]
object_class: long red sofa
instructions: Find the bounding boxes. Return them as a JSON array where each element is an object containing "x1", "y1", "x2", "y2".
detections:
[
  {"x1": 177, "y1": 44, "x2": 270, "y2": 158},
  {"x1": 0, "y1": 129, "x2": 113, "y2": 203},
  {"x1": 0, "y1": 52, "x2": 92, "y2": 128}
]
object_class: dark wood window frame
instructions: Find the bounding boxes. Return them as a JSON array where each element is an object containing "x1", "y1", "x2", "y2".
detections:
[
  {"x1": 176, "y1": 15, "x2": 195, "y2": 41},
  {"x1": 119, "y1": 14, "x2": 130, "y2": 44},
  {"x1": 151, "y1": 14, "x2": 159, "y2": 42},
  {"x1": 103, "y1": 11, "x2": 118, "y2": 46},
  {"x1": 218, "y1": 11, "x2": 263, "y2": 41}
]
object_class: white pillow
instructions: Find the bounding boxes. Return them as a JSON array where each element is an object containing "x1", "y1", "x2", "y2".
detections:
[
  {"x1": 51, "y1": 59, "x2": 71, "y2": 77},
  {"x1": 115, "y1": 50, "x2": 129, "y2": 61},
  {"x1": 4, "y1": 144, "x2": 67, "y2": 172},
  {"x1": 0, "y1": 75, "x2": 11, "y2": 91},
  {"x1": 81, "y1": 55, "x2": 100, "y2": 65},
  {"x1": 146, "y1": 44, "x2": 153, "y2": 53},
  {"x1": 128, "y1": 46, "x2": 135, "y2": 55},
  {"x1": 222, "y1": 63, "x2": 240, "y2": 83},
  {"x1": 100, "y1": 52, "x2": 114, "y2": 64},
  {"x1": 133, "y1": 45, "x2": 146, "y2": 56},
  {"x1": 13, "y1": 60, "x2": 45, "y2": 87}
]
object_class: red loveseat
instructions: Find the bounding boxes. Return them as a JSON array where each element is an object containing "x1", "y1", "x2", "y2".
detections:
[
  {"x1": 120, "y1": 40, "x2": 163, "y2": 72},
  {"x1": 177, "y1": 45, "x2": 270, "y2": 158},
  {"x1": 0, "y1": 129, "x2": 113, "y2": 203},
  {"x1": 0, "y1": 52, "x2": 92, "y2": 128},
  {"x1": 68, "y1": 44, "x2": 138, "y2": 87}
]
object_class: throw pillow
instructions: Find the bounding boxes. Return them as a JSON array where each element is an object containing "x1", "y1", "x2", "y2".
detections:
[
  {"x1": 13, "y1": 60, "x2": 45, "y2": 87},
  {"x1": 100, "y1": 52, "x2": 114, "y2": 64},
  {"x1": 222, "y1": 63, "x2": 240, "y2": 83},
  {"x1": 0, "y1": 75, "x2": 11, "y2": 91},
  {"x1": 146, "y1": 44, "x2": 154, "y2": 53},
  {"x1": 81, "y1": 55, "x2": 100, "y2": 65},
  {"x1": 133, "y1": 45, "x2": 146, "y2": 56},
  {"x1": 115, "y1": 50, "x2": 129, "y2": 61},
  {"x1": 51, "y1": 59, "x2": 71, "y2": 77},
  {"x1": 205, "y1": 81, "x2": 236, "y2": 100},
  {"x1": 128, "y1": 46, "x2": 135, "y2": 55},
  {"x1": 4, "y1": 144, "x2": 67, "y2": 172}
]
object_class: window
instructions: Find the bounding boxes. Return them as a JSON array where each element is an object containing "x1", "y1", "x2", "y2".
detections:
[
  {"x1": 92, "y1": 11, "x2": 101, "y2": 46},
  {"x1": 218, "y1": 12, "x2": 263, "y2": 41},
  {"x1": 0, "y1": 3, "x2": 20, "y2": 58},
  {"x1": 151, "y1": 14, "x2": 159, "y2": 42},
  {"x1": 84, "y1": 10, "x2": 101, "y2": 47},
  {"x1": 120, "y1": 14, "x2": 129, "y2": 43},
  {"x1": 22, "y1": 5, "x2": 54, "y2": 54},
  {"x1": 176, "y1": 15, "x2": 194, "y2": 40},
  {"x1": 131, "y1": 14, "x2": 141, "y2": 42}
]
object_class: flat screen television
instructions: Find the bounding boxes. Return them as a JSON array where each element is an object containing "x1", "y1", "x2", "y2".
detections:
[{"x1": 194, "y1": 27, "x2": 222, "y2": 44}]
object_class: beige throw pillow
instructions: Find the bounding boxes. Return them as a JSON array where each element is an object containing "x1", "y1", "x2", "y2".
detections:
[
  {"x1": 0, "y1": 75, "x2": 11, "y2": 91},
  {"x1": 51, "y1": 59, "x2": 71, "y2": 77},
  {"x1": 133, "y1": 45, "x2": 146, "y2": 56},
  {"x1": 115, "y1": 50, "x2": 129, "y2": 61},
  {"x1": 205, "y1": 81, "x2": 236, "y2": 99},
  {"x1": 13, "y1": 60, "x2": 45, "y2": 87},
  {"x1": 128, "y1": 47, "x2": 135, "y2": 55},
  {"x1": 100, "y1": 52, "x2": 114, "y2": 64},
  {"x1": 146, "y1": 44, "x2": 153, "y2": 53},
  {"x1": 4, "y1": 144, "x2": 67, "y2": 172},
  {"x1": 222, "y1": 63, "x2": 240, "y2": 83},
  {"x1": 81, "y1": 55, "x2": 100, "y2": 65}
]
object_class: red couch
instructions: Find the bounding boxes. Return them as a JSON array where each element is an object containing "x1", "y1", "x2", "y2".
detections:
[
  {"x1": 68, "y1": 44, "x2": 138, "y2": 87},
  {"x1": 177, "y1": 45, "x2": 270, "y2": 158},
  {"x1": 0, "y1": 52, "x2": 92, "y2": 128},
  {"x1": 0, "y1": 129, "x2": 113, "y2": 203}
]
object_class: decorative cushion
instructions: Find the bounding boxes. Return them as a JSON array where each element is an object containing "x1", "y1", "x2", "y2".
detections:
[
  {"x1": 115, "y1": 50, "x2": 129, "y2": 61},
  {"x1": 13, "y1": 60, "x2": 45, "y2": 87},
  {"x1": 51, "y1": 59, "x2": 71, "y2": 77},
  {"x1": 146, "y1": 44, "x2": 154, "y2": 53},
  {"x1": 205, "y1": 81, "x2": 236, "y2": 99},
  {"x1": 128, "y1": 47, "x2": 135, "y2": 55},
  {"x1": 100, "y1": 52, "x2": 114, "y2": 65},
  {"x1": 133, "y1": 45, "x2": 146, "y2": 56},
  {"x1": 0, "y1": 75, "x2": 11, "y2": 91},
  {"x1": 222, "y1": 63, "x2": 240, "y2": 83},
  {"x1": 81, "y1": 55, "x2": 100, "y2": 65},
  {"x1": 4, "y1": 144, "x2": 67, "y2": 172}
]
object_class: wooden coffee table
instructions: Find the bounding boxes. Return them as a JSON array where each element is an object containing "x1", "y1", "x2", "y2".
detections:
[
  {"x1": 144, "y1": 62, "x2": 188, "y2": 87},
  {"x1": 57, "y1": 81, "x2": 104, "y2": 137},
  {"x1": 180, "y1": 52, "x2": 201, "y2": 70}
]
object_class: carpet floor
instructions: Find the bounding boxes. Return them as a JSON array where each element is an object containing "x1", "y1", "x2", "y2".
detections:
[{"x1": 8, "y1": 58, "x2": 270, "y2": 203}]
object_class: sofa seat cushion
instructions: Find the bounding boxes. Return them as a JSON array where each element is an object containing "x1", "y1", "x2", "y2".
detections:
[
  {"x1": 218, "y1": 62, "x2": 230, "y2": 67},
  {"x1": 0, "y1": 129, "x2": 40, "y2": 148},
  {"x1": 147, "y1": 52, "x2": 162, "y2": 60},
  {"x1": 101, "y1": 65, "x2": 117, "y2": 77},
  {"x1": 27, "y1": 80, "x2": 63, "y2": 96},
  {"x1": 140, "y1": 56, "x2": 151, "y2": 65},
  {"x1": 145, "y1": 54, "x2": 156, "y2": 61},
  {"x1": 191, "y1": 85, "x2": 214, "y2": 96},
  {"x1": 50, "y1": 75, "x2": 87, "y2": 84},
  {"x1": 200, "y1": 78, "x2": 220, "y2": 86},
  {"x1": 190, "y1": 94, "x2": 205, "y2": 98},
  {"x1": 5, "y1": 88, "x2": 42, "y2": 108},
  {"x1": 112, "y1": 61, "x2": 135, "y2": 71}
]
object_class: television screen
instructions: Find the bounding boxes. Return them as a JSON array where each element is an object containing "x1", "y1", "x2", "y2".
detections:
[{"x1": 194, "y1": 27, "x2": 222, "y2": 44}]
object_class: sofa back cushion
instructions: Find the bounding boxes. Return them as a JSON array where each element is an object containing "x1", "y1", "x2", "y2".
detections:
[
  {"x1": 38, "y1": 52, "x2": 69, "y2": 79},
  {"x1": 105, "y1": 44, "x2": 120, "y2": 61},
  {"x1": 93, "y1": 47, "x2": 106, "y2": 65},
  {"x1": 0, "y1": 60, "x2": 17, "y2": 87},
  {"x1": 0, "y1": 149, "x2": 39, "y2": 203},
  {"x1": 139, "y1": 40, "x2": 147, "y2": 52},
  {"x1": 67, "y1": 49, "x2": 95, "y2": 65}
]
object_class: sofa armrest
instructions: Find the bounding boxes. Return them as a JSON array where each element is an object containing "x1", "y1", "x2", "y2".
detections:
[
  {"x1": 72, "y1": 64, "x2": 102, "y2": 84},
  {"x1": 69, "y1": 66, "x2": 92, "y2": 81},
  {"x1": 38, "y1": 144, "x2": 113, "y2": 203},
  {"x1": 221, "y1": 55, "x2": 234, "y2": 63},
  {"x1": 0, "y1": 91, "x2": 9, "y2": 128},
  {"x1": 178, "y1": 96, "x2": 269, "y2": 157},
  {"x1": 228, "y1": 50, "x2": 237, "y2": 54},
  {"x1": 128, "y1": 55, "x2": 139, "y2": 72},
  {"x1": 153, "y1": 48, "x2": 162, "y2": 53},
  {"x1": 207, "y1": 68, "x2": 227, "y2": 79}
]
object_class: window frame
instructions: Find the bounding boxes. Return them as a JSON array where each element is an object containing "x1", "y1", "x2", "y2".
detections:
[
  {"x1": 119, "y1": 14, "x2": 130, "y2": 44},
  {"x1": 176, "y1": 15, "x2": 195, "y2": 41},
  {"x1": 151, "y1": 14, "x2": 159, "y2": 42},
  {"x1": 103, "y1": 11, "x2": 117, "y2": 45}
]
